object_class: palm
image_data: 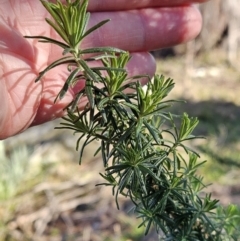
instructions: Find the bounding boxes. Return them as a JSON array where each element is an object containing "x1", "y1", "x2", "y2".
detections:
[
  {"x1": 0, "y1": 0, "x2": 205, "y2": 139},
  {"x1": 0, "y1": 1, "x2": 58, "y2": 139}
]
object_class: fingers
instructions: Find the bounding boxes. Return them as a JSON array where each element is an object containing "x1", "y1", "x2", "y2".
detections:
[
  {"x1": 0, "y1": 53, "x2": 42, "y2": 139},
  {"x1": 126, "y1": 52, "x2": 156, "y2": 81},
  {"x1": 82, "y1": 5, "x2": 202, "y2": 52},
  {"x1": 88, "y1": 0, "x2": 208, "y2": 11}
]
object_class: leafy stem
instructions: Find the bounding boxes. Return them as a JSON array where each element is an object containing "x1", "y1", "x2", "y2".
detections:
[{"x1": 26, "y1": 0, "x2": 240, "y2": 240}]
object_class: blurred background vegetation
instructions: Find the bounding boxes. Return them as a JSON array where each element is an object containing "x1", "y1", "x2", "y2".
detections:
[{"x1": 1, "y1": 0, "x2": 240, "y2": 240}]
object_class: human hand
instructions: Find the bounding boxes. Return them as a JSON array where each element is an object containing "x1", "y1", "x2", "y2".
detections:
[{"x1": 0, "y1": 0, "x2": 207, "y2": 139}]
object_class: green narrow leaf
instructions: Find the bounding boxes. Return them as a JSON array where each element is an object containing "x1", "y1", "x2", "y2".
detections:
[
  {"x1": 76, "y1": 12, "x2": 90, "y2": 45},
  {"x1": 76, "y1": 0, "x2": 88, "y2": 38},
  {"x1": 136, "y1": 118, "x2": 143, "y2": 138},
  {"x1": 80, "y1": 19, "x2": 110, "y2": 41},
  {"x1": 70, "y1": 90, "x2": 84, "y2": 111},
  {"x1": 55, "y1": 68, "x2": 80, "y2": 102},
  {"x1": 118, "y1": 168, "x2": 133, "y2": 193},
  {"x1": 78, "y1": 136, "x2": 90, "y2": 164},
  {"x1": 58, "y1": 0, "x2": 71, "y2": 36},
  {"x1": 40, "y1": 1, "x2": 63, "y2": 24},
  {"x1": 80, "y1": 47, "x2": 126, "y2": 55},
  {"x1": 91, "y1": 66, "x2": 126, "y2": 73},
  {"x1": 101, "y1": 141, "x2": 108, "y2": 167},
  {"x1": 120, "y1": 102, "x2": 140, "y2": 113},
  {"x1": 24, "y1": 36, "x2": 70, "y2": 50},
  {"x1": 143, "y1": 120, "x2": 160, "y2": 144},
  {"x1": 45, "y1": 18, "x2": 69, "y2": 44},
  {"x1": 35, "y1": 56, "x2": 75, "y2": 82},
  {"x1": 79, "y1": 59, "x2": 99, "y2": 83},
  {"x1": 85, "y1": 78, "x2": 95, "y2": 108}
]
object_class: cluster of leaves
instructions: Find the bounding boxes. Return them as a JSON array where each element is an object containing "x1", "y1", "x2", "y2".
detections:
[{"x1": 26, "y1": 0, "x2": 240, "y2": 240}]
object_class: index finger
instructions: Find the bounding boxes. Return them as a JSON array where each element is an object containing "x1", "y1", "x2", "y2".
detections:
[{"x1": 88, "y1": 0, "x2": 209, "y2": 11}]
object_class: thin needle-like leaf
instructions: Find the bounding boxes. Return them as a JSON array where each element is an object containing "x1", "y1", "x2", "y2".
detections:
[
  {"x1": 80, "y1": 19, "x2": 110, "y2": 41},
  {"x1": 35, "y1": 56, "x2": 75, "y2": 82},
  {"x1": 55, "y1": 68, "x2": 80, "y2": 102}
]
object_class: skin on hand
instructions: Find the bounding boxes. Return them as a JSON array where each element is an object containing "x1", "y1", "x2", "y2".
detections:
[{"x1": 0, "y1": 0, "x2": 207, "y2": 139}]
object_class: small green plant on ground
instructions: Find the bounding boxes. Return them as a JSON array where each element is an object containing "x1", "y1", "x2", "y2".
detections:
[
  {"x1": 0, "y1": 141, "x2": 29, "y2": 200},
  {"x1": 25, "y1": 0, "x2": 240, "y2": 240}
]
